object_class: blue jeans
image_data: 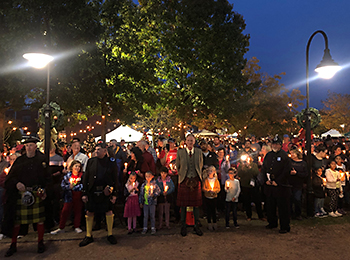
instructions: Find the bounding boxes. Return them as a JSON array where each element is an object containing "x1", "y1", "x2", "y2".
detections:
[
  {"x1": 314, "y1": 198, "x2": 324, "y2": 214},
  {"x1": 143, "y1": 204, "x2": 156, "y2": 229},
  {"x1": 290, "y1": 188, "x2": 302, "y2": 217},
  {"x1": 225, "y1": 201, "x2": 238, "y2": 226}
]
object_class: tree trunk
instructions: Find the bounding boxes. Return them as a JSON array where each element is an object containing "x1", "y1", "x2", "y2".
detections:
[
  {"x1": 180, "y1": 125, "x2": 185, "y2": 140},
  {"x1": 101, "y1": 100, "x2": 107, "y2": 141}
]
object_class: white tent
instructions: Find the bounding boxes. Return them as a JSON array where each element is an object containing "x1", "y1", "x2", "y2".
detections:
[
  {"x1": 195, "y1": 129, "x2": 218, "y2": 137},
  {"x1": 95, "y1": 125, "x2": 143, "y2": 143},
  {"x1": 321, "y1": 129, "x2": 342, "y2": 138}
]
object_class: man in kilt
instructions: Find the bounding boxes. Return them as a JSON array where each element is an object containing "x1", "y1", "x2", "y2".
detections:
[
  {"x1": 79, "y1": 141, "x2": 118, "y2": 247},
  {"x1": 176, "y1": 134, "x2": 204, "y2": 236},
  {"x1": 4, "y1": 138, "x2": 49, "y2": 257}
]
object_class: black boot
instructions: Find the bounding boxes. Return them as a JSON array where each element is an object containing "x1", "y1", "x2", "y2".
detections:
[
  {"x1": 79, "y1": 236, "x2": 94, "y2": 247},
  {"x1": 5, "y1": 243, "x2": 17, "y2": 257},
  {"x1": 38, "y1": 240, "x2": 46, "y2": 253}
]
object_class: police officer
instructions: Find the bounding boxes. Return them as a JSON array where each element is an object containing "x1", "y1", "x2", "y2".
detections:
[
  {"x1": 79, "y1": 141, "x2": 118, "y2": 247},
  {"x1": 262, "y1": 135, "x2": 291, "y2": 233}
]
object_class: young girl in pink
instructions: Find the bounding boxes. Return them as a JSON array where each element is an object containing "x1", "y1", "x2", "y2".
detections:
[{"x1": 124, "y1": 172, "x2": 141, "y2": 234}]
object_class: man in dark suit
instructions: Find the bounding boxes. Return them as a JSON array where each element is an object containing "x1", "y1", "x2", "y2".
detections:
[
  {"x1": 79, "y1": 141, "x2": 118, "y2": 247},
  {"x1": 176, "y1": 134, "x2": 203, "y2": 236}
]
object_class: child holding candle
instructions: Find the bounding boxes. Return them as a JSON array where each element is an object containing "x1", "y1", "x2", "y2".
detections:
[
  {"x1": 51, "y1": 160, "x2": 83, "y2": 234},
  {"x1": 225, "y1": 168, "x2": 241, "y2": 228},
  {"x1": 335, "y1": 155, "x2": 347, "y2": 215},
  {"x1": 325, "y1": 160, "x2": 342, "y2": 217},
  {"x1": 313, "y1": 167, "x2": 327, "y2": 218},
  {"x1": 124, "y1": 172, "x2": 141, "y2": 234},
  {"x1": 139, "y1": 171, "x2": 160, "y2": 235},
  {"x1": 156, "y1": 166, "x2": 175, "y2": 230},
  {"x1": 202, "y1": 166, "x2": 221, "y2": 231}
]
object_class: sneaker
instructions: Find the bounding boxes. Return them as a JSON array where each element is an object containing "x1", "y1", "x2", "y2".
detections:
[
  {"x1": 0, "y1": 234, "x2": 4, "y2": 240},
  {"x1": 320, "y1": 213, "x2": 328, "y2": 218},
  {"x1": 321, "y1": 208, "x2": 327, "y2": 215},
  {"x1": 226, "y1": 226, "x2": 230, "y2": 229},
  {"x1": 50, "y1": 228, "x2": 65, "y2": 235},
  {"x1": 79, "y1": 236, "x2": 94, "y2": 247},
  {"x1": 335, "y1": 210, "x2": 343, "y2": 216},
  {"x1": 314, "y1": 213, "x2": 322, "y2": 218},
  {"x1": 193, "y1": 226, "x2": 203, "y2": 236},
  {"x1": 74, "y1": 228, "x2": 83, "y2": 234},
  {"x1": 5, "y1": 243, "x2": 17, "y2": 257},
  {"x1": 37, "y1": 240, "x2": 45, "y2": 253},
  {"x1": 234, "y1": 224, "x2": 240, "y2": 229},
  {"x1": 181, "y1": 226, "x2": 187, "y2": 237},
  {"x1": 329, "y1": 212, "x2": 338, "y2": 217},
  {"x1": 127, "y1": 229, "x2": 133, "y2": 235},
  {"x1": 141, "y1": 228, "x2": 147, "y2": 235},
  {"x1": 107, "y1": 235, "x2": 117, "y2": 244},
  {"x1": 151, "y1": 228, "x2": 156, "y2": 235}
]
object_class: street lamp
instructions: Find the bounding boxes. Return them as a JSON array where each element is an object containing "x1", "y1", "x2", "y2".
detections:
[
  {"x1": 305, "y1": 30, "x2": 341, "y2": 216},
  {"x1": 23, "y1": 53, "x2": 54, "y2": 165}
]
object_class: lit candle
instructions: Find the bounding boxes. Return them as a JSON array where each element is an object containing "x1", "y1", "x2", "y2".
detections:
[
  {"x1": 156, "y1": 148, "x2": 159, "y2": 157},
  {"x1": 124, "y1": 162, "x2": 128, "y2": 170},
  {"x1": 322, "y1": 178, "x2": 327, "y2": 185},
  {"x1": 343, "y1": 150, "x2": 346, "y2": 154},
  {"x1": 258, "y1": 156, "x2": 262, "y2": 162},
  {"x1": 226, "y1": 181, "x2": 230, "y2": 189},
  {"x1": 169, "y1": 163, "x2": 173, "y2": 170},
  {"x1": 169, "y1": 156, "x2": 173, "y2": 162},
  {"x1": 164, "y1": 185, "x2": 168, "y2": 192},
  {"x1": 63, "y1": 162, "x2": 67, "y2": 169},
  {"x1": 88, "y1": 152, "x2": 92, "y2": 158},
  {"x1": 226, "y1": 155, "x2": 229, "y2": 161},
  {"x1": 133, "y1": 182, "x2": 135, "y2": 187},
  {"x1": 150, "y1": 185, "x2": 154, "y2": 194},
  {"x1": 69, "y1": 177, "x2": 74, "y2": 184},
  {"x1": 4, "y1": 167, "x2": 10, "y2": 175},
  {"x1": 210, "y1": 182, "x2": 214, "y2": 191}
]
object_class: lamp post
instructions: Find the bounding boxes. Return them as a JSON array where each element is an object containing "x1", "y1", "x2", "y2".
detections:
[
  {"x1": 23, "y1": 53, "x2": 54, "y2": 165},
  {"x1": 305, "y1": 30, "x2": 341, "y2": 216}
]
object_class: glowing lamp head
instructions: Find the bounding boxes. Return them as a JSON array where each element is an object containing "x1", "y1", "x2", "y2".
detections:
[
  {"x1": 315, "y1": 65, "x2": 341, "y2": 79},
  {"x1": 23, "y1": 53, "x2": 54, "y2": 69},
  {"x1": 315, "y1": 48, "x2": 341, "y2": 79}
]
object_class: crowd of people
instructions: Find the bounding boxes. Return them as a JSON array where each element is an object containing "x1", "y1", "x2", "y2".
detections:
[{"x1": 0, "y1": 132, "x2": 349, "y2": 257}]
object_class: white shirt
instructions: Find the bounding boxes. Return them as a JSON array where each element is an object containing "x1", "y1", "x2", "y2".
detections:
[{"x1": 67, "y1": 152, "x2": 89, "y2": 172}]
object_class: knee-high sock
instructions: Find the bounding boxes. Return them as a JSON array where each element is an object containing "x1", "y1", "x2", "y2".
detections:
[
  {"x1": 86, "y1": 215, "x2": 94, "y2": 237},
  {"x1": 106, "y1": 214, "x2": 114, "y2": 236},
  {"x1": 11, "y1": 225, "x2": 20, "y2": 244},
  {"x1": 180, "y1": 207, "x2": 187, "y2": 226},
  {"x1": 37, "y1": 223, "x2": 45, "y2": 242},
  {"x1": 193, "y1": 207, "x2": 200, "y2": 227}
]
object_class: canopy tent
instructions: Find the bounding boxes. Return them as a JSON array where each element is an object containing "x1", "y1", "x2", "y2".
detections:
[
  {"x1": 95, "y1": 125, "x2": 143, "y2": 143},
  {"x1": 321, "y1": 129, "x2": 342, "y2": 138},
  {"x1": 194, "y1": 129, "x2": 218, "y2": 137}
]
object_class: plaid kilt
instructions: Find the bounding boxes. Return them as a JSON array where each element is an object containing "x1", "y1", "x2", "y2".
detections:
[
  {"x1": 16, "y1": 191, "x2": 45, "y2": 225},
  {"x1": 177, "y1": 177, "x2": 202, "y2": 207}
]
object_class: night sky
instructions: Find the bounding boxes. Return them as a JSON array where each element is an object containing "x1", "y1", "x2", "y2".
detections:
[{"x1": 233, "y1": 0, "x2": 350, "y2": 109}]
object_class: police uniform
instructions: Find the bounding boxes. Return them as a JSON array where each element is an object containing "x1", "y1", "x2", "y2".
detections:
[{"x1": 262, "y1": 136, "x2": 291, "y2": 233}]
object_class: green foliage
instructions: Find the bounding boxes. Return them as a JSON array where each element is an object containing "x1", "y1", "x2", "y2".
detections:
[
  {"x1": 232, "y1": 57, "x2": 305, "y2": 137},
  {"x1": 320, "y1": 91, "x2": 350, "y2": 133}
]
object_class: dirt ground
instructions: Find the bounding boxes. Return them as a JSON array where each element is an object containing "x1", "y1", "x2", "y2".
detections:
[{"x1": 1, "y1": 210, "x2": 350, "y2": 260}]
